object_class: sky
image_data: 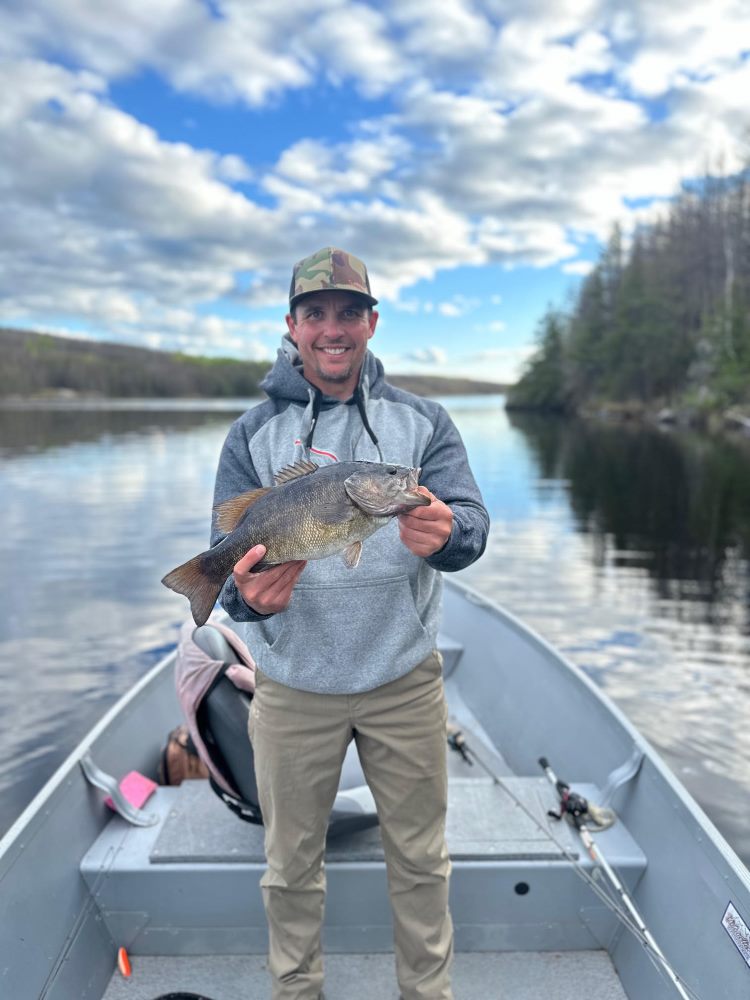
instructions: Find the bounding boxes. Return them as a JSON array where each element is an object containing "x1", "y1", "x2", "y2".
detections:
[{"x1": 1, "y1": 1, "x2": 749, "y2": 384}]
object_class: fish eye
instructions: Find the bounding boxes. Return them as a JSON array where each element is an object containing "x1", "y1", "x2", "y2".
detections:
[{"x1": 387, "y1": 466, "x2": 397, "y2": 475}]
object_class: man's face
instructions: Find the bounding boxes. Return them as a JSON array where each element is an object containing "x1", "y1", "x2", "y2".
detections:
[{"x1": 285, "y1": 290, "x2": 378, "y2": 399}]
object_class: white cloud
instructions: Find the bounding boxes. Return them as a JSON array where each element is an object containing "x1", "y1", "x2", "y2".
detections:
[
  {"x1": 0, "y1": 59, "x2": 290, "y2": 340},
  {"x1": 406, "y1": 346, "x2": 448, "y2": 365},
  {"x1": 437, "y1": 295, "x2": 481, "y2": 317},
  {"x1": 393, "y1": 0, "x2": 495, "y2": 66},
  {"x1": 0, "y1": 0, "x2": 407, "y2": 106},
  {"x1": 562, "y1": 260, "x2": 595, "y2": 276},
  {"x1": 478, "y1": 219, "x2": 578, "y2": 268},
  {"x1": 438, "y1": 302, "x2": 461, "y2": 317},
  {"x1": 458, "y1": 345, "x2": 537, "y2": 383},
  {"x1": 619, "y1": 1, "x2": 750, "y2": 98},
  {"x1": 267, "y1": 134, "x2": 406, "y2": 199},
  {"x1": 304, "y1": 3, "x2": 406, "y2": 96},
  {"x1": 2, "y1": 1, "x2": 750, "y2": 359},
  {"x1": 392, "y1": 298, "x2": 421, "y2": 313}
]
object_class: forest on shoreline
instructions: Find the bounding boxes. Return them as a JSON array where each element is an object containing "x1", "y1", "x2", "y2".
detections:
[
  {"x1": 0, "y1": 327, "x2": 505, "y2": 400},
  {"x1": 508, "y1": 166, "x2": 750, "y2": 429}
]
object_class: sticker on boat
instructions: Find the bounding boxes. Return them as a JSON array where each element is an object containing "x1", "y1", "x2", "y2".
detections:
[{"x1": 723, "y1": 902, "x2": 750, "y2": 967}]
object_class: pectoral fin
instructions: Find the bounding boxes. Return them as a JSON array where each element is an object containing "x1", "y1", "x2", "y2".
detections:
[
  {"x1": 315, "y1": 494, "x2": 357, "y2": 525},
  {"x1": 214, "y1": 487, "x2": 272, "y2": 533},
  {"x1": 342, "y1": 541, "x2": 363, "y2": 568}
]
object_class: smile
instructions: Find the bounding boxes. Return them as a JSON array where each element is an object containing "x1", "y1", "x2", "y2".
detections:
[{"x1": 319, "y1": 346, "x2": 348, "y2": 355}]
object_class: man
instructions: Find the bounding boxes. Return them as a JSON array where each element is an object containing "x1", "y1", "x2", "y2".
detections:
[{"x1": 212, "y1": 247, "x2": 488, "y2": 1000}]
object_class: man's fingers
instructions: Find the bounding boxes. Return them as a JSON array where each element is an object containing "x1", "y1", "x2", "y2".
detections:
[
  {"x1": 401, "y1": 497, "x2": 445, "y2": 523},
  {"x1": 233, "y1": 544, "x2": 267, "y2": 575},
  {"x1": 399, "y1": 495, "x2": 452, "y2": 558},
  {"x1": 233, "y1": 555, "x2": 307, "y2": 615},
  {"x1": 414, "y1": 485, "x2": 435, "y2": 501},
  {"x1": 255, "y1": 560, "x2": 306, "y2": 596},
  {"x1": 399, "y1": 521, "x2": 437, "y2": 541}
]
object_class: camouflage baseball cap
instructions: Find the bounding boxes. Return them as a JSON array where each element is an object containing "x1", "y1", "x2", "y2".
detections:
[{"x1": 289, "y1": 247, "x2": 378, "y2": 309}]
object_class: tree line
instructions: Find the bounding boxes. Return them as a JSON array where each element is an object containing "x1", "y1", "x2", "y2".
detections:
[
  {"x1": 507, "y1": 165, "x2": 750, "y2": 417},
  {"x1": 0, "y1": 328, "x2": 271, "y2": 399},
  {"x1": 0, "y1": 327, "x2": 506, "y2": 399}
]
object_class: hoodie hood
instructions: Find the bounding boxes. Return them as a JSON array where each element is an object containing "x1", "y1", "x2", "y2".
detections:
[{"x1": 260, "y1": 333, "x2": 385, "y2": 407}]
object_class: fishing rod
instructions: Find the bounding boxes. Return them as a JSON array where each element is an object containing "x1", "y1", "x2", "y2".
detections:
[
  {"x1": 445, "y1": 725, "x2": 701, "y2": 1000},
  {"x1": 447, "y1": 727, "x2": 642, "y2": 931},
  {"x1": 539, "y1": 756, "x2": 692, "y2": 1000}
]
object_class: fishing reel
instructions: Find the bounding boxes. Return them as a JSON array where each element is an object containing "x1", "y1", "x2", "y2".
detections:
[
  {"x1": 539, "y1": 756, "x2": 615, "y2": 831},
  {"x1": 447, "y1": 726, "x2": 473, "y2": 765},
  {"x1": 547, "y1": 785, "x2": 590, "y2": 825}
]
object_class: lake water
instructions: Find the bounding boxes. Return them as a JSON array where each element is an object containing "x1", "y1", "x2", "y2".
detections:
[{"x1": 1, "y1": 397, "x2": 749, "y2": 870}]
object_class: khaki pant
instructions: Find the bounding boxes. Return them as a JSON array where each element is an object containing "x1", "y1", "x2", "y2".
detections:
[{"x1": 248, "y1": 651, "x2": 453, "y2": 1000}]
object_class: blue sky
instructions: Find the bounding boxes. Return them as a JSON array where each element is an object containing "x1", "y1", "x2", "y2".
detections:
[{"x1": 2, "y1": 2, "x2": 749, "y2": 383}]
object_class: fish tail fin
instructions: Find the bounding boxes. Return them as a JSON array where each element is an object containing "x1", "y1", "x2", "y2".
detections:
[{"x1": 161, "y1": 551, "x2": 227, "y2": 627}]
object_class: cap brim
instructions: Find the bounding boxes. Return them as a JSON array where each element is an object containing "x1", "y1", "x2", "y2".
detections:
[{"x1": 289, "y1": 287, "x2": 378, "y2": 309}]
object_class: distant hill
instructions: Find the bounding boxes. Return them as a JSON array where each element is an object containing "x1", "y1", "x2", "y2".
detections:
[
  {"x1": 0, "y1": 328, "x2": 507, "y2": 399},
  {"x1": 387, "y1": 374, "x2": 507, "y2": 396},
  {"x1": 0, "y1": 327, "x2": 270, "y2": 400}
]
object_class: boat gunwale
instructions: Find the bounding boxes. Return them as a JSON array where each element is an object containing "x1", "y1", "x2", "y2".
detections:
[
  {"x1": 442, "y1": 576, "x2": 750, "y2": 886},
  {"x1": 0, "y1": 644, "x2": 178, "y2": 861}
]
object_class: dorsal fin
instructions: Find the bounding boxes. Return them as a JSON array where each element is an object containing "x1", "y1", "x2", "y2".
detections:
[
  {"x1": 214, "y1": 487, "x2": 272, "y2": 533},
  {"x1": 273, "y1": 459, "x2": 319, "y2": 485}
]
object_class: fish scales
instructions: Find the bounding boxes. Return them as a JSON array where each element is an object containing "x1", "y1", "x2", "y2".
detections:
[{"x1": 231, "y1": 472, "x2": 380, "y2": 566}]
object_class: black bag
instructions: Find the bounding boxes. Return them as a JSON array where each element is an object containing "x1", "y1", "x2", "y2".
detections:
[{"x1": 180, "y1": 623, "x2": 379, "y2": 837}]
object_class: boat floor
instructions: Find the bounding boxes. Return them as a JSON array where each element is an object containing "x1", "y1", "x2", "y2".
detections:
[{"x1": 101, "y1": 950, "x2": 628, "y2": 999}]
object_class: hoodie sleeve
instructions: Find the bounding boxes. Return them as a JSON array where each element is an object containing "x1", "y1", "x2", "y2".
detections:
[
  {"x1": 418, "y1": 403, "x2": 489, "y2": 573},
  {"x1": 211, "y1": 414, "x2": 274, "y2": 622}
]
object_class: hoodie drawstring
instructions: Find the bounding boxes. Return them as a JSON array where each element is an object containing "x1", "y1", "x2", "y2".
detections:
[
  {"x1": 353, "y1": 385, "x2": 381, "y2": 456},
  {"x1": 301, "y1": 380, "x2": 384, "y2": 463},
  {"x1": 304, "y1": 388, "x2": 322, "y2": 451}
]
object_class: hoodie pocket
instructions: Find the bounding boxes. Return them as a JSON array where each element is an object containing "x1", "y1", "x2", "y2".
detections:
[{"x1": 267, "y1": 573, "x2": 430, "y2": 685}]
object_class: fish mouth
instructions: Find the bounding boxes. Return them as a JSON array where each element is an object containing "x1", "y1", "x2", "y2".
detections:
[
  {"x1": 403, "y1": 467, "x2": 430, "y2": 505},
  {"x1": 402, "y1": 487, "x2": 431, "y2": 506},
  {"x1": 390, "y1": 468, "x2": 430, "y2": 510}
]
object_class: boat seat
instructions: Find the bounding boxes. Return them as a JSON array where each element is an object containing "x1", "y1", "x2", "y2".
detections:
[
  {"x1": 191, "y1": 623, "x2": 378, "y2": 837},
  {"x1": 81, "y1": 774, "x2": 646, "y2": 956}
]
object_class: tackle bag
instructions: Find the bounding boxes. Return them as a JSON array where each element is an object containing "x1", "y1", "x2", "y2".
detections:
[
  {"x1": 158, "y1": 724, "x2": 210, "y2": 785},
  {"x1": 173, "y1": 617, "x2": 379, "y2": 837}
]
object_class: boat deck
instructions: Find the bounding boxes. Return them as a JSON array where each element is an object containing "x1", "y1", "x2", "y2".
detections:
[{"x1": 101, "y1": 950, "x2": 628, "y2": 999}]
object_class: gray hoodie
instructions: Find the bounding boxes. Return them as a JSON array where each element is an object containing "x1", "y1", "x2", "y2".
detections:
[{"x1": 211, "y1": 336, "x2": 488, "y2": 694}]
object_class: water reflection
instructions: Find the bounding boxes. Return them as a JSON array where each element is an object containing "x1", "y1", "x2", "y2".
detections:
[
  {"x1": 511, "y1": 413, "x2": 750, "y2": 625},
  {"x1": 0, "y1": 400, "x2": 254, "y2": 457}
]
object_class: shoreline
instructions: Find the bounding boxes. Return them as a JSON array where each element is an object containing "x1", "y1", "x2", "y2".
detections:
[
  {"x1": 0, "y1": 395, "x2": 264, "y2": 411},
  {"x1": 507, "y1": 398, "x2": 750, "y2": 439}
]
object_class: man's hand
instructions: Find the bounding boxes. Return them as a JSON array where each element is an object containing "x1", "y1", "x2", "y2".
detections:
[
  {"x1": 398, "y1": 486, "x2": 453, "y2": 558},
  {"x1": 233, "y1": 545, "x2": 306, "y2": 615}
]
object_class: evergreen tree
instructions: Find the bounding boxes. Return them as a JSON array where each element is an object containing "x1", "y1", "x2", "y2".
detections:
[{"x1": 509, "y1": 164, "x2": 750, "y2": 412}]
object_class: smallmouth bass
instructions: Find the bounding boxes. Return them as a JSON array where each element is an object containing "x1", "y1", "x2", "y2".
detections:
[{"x1": 162, "y1": 459, "x2": 430, "y2": 626}]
